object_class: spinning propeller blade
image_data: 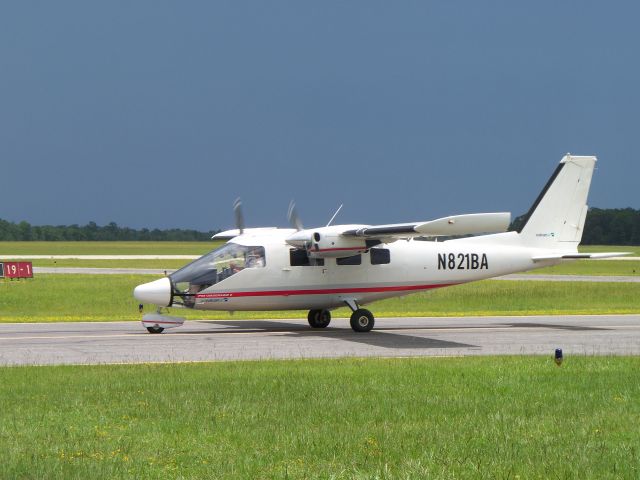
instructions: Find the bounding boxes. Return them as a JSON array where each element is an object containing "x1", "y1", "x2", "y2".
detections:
[
  {"x1": 233, "y1": 198, "x2": 245, "y2": 234},
  {"x1": 287, "y1": 200, "x2": 304, "y2": 231}
]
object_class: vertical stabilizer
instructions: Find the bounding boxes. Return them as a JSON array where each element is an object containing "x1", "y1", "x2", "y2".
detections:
[{"x1": 518, "y1": 154, "x2": 596, "y2": 249}]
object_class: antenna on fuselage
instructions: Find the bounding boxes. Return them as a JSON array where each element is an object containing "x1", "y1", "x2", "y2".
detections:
[
  {"x1": 326, "y1": 204, "x2": 343, "y2": 227},
  {"x1": 233, "y1": 197, "x2": 245, "y2": 234}
]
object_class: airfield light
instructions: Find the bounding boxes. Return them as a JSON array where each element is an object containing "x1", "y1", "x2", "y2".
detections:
[{"x1": 554, "y1": 348, "x2": 563, "y2": 366}]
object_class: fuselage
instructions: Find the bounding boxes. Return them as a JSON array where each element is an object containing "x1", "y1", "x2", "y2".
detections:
[{"x1": 172, "y1": 230, "x2": 555, "y2": 312}]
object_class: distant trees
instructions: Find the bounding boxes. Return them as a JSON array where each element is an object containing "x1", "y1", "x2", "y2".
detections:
[
  {"x1": 0, "y1": 219, "x2": 218, "y2": 241},
  {"x1": 510, "y1": 208, "x2": 640, "y2": 245},
  {"x1": 582, "y1": 208, "x2": 640, "y2": 245},
  {"x1": 2, "y1": 208, "x2": 640, "y2": 244}
]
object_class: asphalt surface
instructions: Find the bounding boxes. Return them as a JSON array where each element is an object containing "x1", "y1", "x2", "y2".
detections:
[{"x1": 1, "y1": 315, "x2": 638, "y2": 366}]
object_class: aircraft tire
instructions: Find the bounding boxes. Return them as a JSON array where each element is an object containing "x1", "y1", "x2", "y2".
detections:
[
  {"x1": 350, "y1": 309, "x2": 374, "y2": 332},
  {"x1": 146, "y1": 326, "x2": 164, "y2": 334},
  {"x1": 308, "y1": 309, "x2": 331, "y2": 328}
]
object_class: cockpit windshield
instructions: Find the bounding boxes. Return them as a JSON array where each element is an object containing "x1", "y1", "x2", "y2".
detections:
[{"x1": 169, "y1": 243, "x2": 265, "y2": 307}]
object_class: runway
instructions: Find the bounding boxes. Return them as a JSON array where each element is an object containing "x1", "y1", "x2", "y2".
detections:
[{"x1": 1, "y1": 315, "x2": 638, "y2": 365}]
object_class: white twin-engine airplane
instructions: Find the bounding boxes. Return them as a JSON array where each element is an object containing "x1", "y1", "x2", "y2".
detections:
[{"x1": 134, "y1": 155, "x2": 626, "y2": 334}]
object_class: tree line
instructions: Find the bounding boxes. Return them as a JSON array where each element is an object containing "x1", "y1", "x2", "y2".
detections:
[
  {"x1": 1, "y1": 208, "x2": 639, "y2": 244},
  {"x1": 0, "y1": 219, "x2": 218, "y2": 241}
]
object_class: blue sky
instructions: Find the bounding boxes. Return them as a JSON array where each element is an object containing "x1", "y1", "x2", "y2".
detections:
[{"x1": 1, "y1": 2, "x2": 638, "y2": 230}]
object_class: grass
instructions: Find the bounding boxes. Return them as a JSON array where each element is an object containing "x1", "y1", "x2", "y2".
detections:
[
  {"x1": 0, "y1": 357, "x2": 638, "y2": 478},
  {"x1": 30, "y1": 259, "x2": 190, "y2": 269},
  {"x1": 0, "y1": 241, "x2": 220, "y2": 255},
  {"x1": 1, "y1": 275, "x2": 638, "y2": 323}
]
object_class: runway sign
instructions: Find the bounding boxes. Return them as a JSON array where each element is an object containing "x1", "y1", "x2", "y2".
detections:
[{"x1": 2, "y1": 261, "x2": 33, "y2": 279}]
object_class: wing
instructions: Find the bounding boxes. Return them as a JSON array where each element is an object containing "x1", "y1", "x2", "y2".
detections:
[
  {"x1": 212, "y1": 227, "x2": 282, "y2": 240},
  {"x1": 341, "y1": 212, "x2": 511, "y2": 239}
]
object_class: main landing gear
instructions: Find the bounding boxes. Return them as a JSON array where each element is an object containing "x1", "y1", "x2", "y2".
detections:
[
  {"x1": 306, "y1": 302, "x2": 375, "y2": 333},
  {"x1": 307, "y1": 309, "x2": 331, "y2": 328},
  {"x1": 345, "y1": 299, "x2": 374, "y2": 332},
  {"x1": 349, "y1": 309, "x2": 374, "y2": 333}
]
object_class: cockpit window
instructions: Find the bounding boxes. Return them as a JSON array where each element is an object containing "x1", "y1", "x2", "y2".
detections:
[{"x1": 169, "y1": 243, "x2": 265, "y2": 307}]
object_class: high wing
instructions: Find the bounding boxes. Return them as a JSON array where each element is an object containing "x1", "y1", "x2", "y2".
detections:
[{"x1": 341, "y1": 212, "x2": 511, "y2": 239}]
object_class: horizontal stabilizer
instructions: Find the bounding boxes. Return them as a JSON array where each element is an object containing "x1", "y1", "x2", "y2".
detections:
[
  {"x1": 342, "y1": 212, "x2": 511, "y2": 239},
  {"x1": 532, "y1": 252, "x2": 631, "y2": 262}
]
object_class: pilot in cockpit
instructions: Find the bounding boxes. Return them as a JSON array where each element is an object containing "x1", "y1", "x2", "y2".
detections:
[{"x1": 246, "y1": 248, "x2": 265, "y2": 268}]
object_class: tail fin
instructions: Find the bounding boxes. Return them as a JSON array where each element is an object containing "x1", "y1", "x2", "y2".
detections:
[{"x1": 518, "y1": 154, "x2": 596, "y2": 250}]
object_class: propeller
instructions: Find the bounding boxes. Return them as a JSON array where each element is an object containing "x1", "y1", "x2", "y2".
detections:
[
  {"x1": 233, "y1": 198, "x2": 245, "y2": 235},
  {"x1": 287, "y1": 200, "x2": 304, "y2": 231}
]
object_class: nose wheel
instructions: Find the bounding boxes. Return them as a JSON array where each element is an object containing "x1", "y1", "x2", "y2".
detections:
[
  {"x1": 146, "y1": 326, "x2": 164, "y2": 334},
  {"x1": 308, "y1": 309, "x2": 331, "y2": 328}
]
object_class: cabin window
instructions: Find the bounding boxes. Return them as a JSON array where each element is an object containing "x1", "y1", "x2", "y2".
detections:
[
  {"x1": 290, "y1": 249, "x2": 324, "y2": 266},
  {"x1": 370, "y1": 248, "x2": 390, "y2": 265},
  {"x1": 336, "y1": 254, "x2": 362, "y2": 266}
]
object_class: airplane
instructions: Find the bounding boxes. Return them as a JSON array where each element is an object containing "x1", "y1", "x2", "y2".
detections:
[{"x1": 133, "y1": 154, "x2": 627, "y2": 334}]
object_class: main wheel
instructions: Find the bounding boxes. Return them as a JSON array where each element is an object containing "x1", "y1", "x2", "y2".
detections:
[
  {"x1": 307, "y1": 309, "x2": 331, "y2": 328},
  {"x1": 350, "y1": 309, "x2": 374, "y2": 332},
  {"x1": 146, "y1": 326, "x2": 164, "y2": 334}
]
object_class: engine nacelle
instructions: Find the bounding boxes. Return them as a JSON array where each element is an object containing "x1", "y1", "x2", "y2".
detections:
[
  {"x1": 306, "y1": 232, "x2": 369, "y2": 258},
  {"x1": 286, "y1": 227, "x2": 372, "y2": 258}
]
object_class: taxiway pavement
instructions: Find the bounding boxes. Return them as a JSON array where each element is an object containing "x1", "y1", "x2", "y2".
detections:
[{"x1": 0, "y1": 315, "x2": 638, "y2": 366}]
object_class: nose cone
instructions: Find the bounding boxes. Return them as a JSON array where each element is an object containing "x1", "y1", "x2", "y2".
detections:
[{"x1": 133, "y1": 277, "x2": 172, "y2": 307}]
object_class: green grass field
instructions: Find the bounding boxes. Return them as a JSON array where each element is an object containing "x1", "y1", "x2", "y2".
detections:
[
  {"x1": 1, "y1": 274, "x2": 638, "y2": 323},
  {"x1": 29, "y1": 259, "x2": 190, "y2": 269},
  {"x1": 1, "y1": 242, "x2": 638, "y2": 323},
  {"x1": 0, "y1": 241, "x2": 221, "y2": 255},
  {"x1": 1, "y1": 357, "x2": 638, "y2": 478}
]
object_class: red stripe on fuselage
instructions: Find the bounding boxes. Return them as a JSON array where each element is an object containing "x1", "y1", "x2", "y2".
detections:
[{"x1": 195, "y1": 283, "x2": 457, "y2": 299}]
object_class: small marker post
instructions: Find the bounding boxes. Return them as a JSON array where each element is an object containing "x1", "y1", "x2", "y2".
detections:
[{"x1": 554, "y1": 348, "x2": 563, "y2": 366}]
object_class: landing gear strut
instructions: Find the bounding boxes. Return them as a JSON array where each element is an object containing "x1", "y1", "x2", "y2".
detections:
[
  {"x1": 308, "y1": 309, "x2": 331, "y2": 328},
  {"x1": 344, "y1": 299, "x2": 375, "y2": 332}
]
